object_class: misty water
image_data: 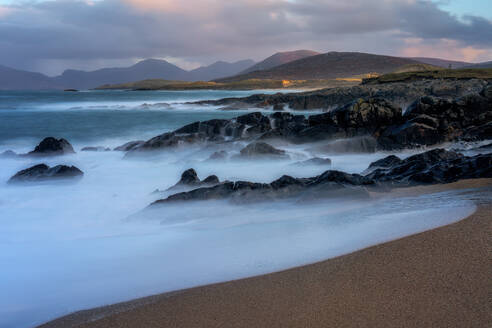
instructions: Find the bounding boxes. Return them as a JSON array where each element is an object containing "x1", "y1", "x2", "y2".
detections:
[{"x1": 0, "y1": 90, "x2": 478, "y2": 327}]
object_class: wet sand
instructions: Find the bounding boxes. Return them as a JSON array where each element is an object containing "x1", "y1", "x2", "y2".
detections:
[{"x1": 40, "y1": 179, "x2": 492, "y2": 328}]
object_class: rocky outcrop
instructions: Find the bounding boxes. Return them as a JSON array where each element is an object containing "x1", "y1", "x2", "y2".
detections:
[
  {"x1": 377, "y1": 90, "x2": 492, "y2": 149},
  {"x1": 120, "y1": 80, "x2": 491, "y2": 154},
  {"x1": 293, "y1": 157, "x2": 332, "y2": 166},
  {"x1": 195, "y1": 79, "x2": 488, "y2": 111},
  {"x1": 0, "y1": 150, "x2": 17, "y2": 158},
  {"x1": 152, "y1": 149, "x2": 492, "y2": 204},
  {"x1": 237, "y1": 142, "x2": 289, "y2": 159},
  {"x1": 113, "y1": 140, "x2": 145, "y2": 151},
  {"x1": 365, "y1": 149, "x2": 492, "y2": 185},
  {"x1": 8, "y1": 164, "x2": 83, "y2": 183},
  {"x1": 28, "y1": 137, "x2": 75, "y2": 156},
  {"x1": 154, "y1": 170, "x2": 374, "y2": 204},
  {"x1": 208, "y1": 150, "x2": 228, "y2": 161},
  {"x1": 167, "y1": 168, "x2": 220, "y2": 191},
  {"x1": 81, "y1": 146, "x2": 110, "y2": 152}
]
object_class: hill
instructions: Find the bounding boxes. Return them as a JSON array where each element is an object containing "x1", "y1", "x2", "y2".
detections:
[
  {"x1": 240, "y1": 50, "x2": 320, "y2": 74},
  {"x1": 217, "y1": 52, "x2": 429, "y2": 82},
  {"x1": 362, "y1": 68, "x2": 492, "y2": 84},
  {"x1": 464, "y1": 61, "x2": 492, "y2": 69},
  {"x1": 410, "y1": 57, "x2": 472, "y2": 69},
  {"x1": 0, "y1": 65, "x2": 61, "y2": 90},
  {"x1": 188, "y1": 60, "x2": 255, "y2": 81}
]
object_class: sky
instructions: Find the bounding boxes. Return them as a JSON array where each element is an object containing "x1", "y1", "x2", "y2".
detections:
[{"x1": 0, "y1": 0, "x2": 491, "y2": 75}]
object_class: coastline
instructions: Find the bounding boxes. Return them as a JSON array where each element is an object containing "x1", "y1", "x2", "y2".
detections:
[{"x1": 40, "y1": 179, "x2": 492, "y2": 328}]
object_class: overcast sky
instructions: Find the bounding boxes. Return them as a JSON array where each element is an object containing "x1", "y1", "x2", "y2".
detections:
[{"x1": 0, "y1": 0, "x2": 491, "y2": 75}]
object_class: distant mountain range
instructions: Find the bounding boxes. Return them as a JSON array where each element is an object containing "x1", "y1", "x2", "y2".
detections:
[
  {"x1": 0, "y1": 59, "x2": 255, "y2": 90},
  {"x1": 1, "y1": 51, "x2": 490, "y2": 90}
]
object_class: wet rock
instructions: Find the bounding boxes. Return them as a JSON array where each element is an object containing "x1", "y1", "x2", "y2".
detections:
[
  {"x1": 0, "y1": 150, "x2": 17, "y2": 158},
  {"x1": 28, "y1": 137, "x2": 75, "y2": 156},
  {"x1": 167, "y1": 168, "x2": 221, "y2": 191},
  {"x1": 292, "y1": 157, "x2": 332, "y2": 166},
  {"x1": 114, "y1": 140, "x2": 145, "y2": 151},
  {"x1": 179, "y1": 168, "x2": 201, "y2": 185},
  {"x1": 153, "y1": 170, "x2": 374, "y2": 205},
  {"x1": 315, "y1": 136, "x2": 378, "y2": 153},
  {"x1": 202, "y1": 175, "x2": 220, "y2": 184},
  {"x1": 273, "y1": 103, "x2": 285, "y2": 111},
  {"x1": 208, "y1": 150, "x2": 228, "y2": 161},
  {"x1": 365, "y1": 149, "x2": 491, "y2": 185},
  {"x1": 377, "y1": 122, "x2": 442, "y2": 150},
  {"x1": 238, "y1": 142, "x2": 289, "y2": 159},
  {"x1": 81, "y1": 146, "x2": 111, "y2": 152},
  {"x1": 8, "y1": 164, "x2": 83, "y2": 183}
]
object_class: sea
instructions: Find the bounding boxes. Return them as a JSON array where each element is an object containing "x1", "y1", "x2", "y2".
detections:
[{"x1": 0, "y1": 90, "x2": 476, "y2": 327}]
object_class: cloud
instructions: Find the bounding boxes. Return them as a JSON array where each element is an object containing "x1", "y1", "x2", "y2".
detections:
[
  {"x1": 399, "y1": 38, "x2": 488, "y2": 62},
  {"x1": 0, "y1": 0, "x2": 490, "y2": 75}
]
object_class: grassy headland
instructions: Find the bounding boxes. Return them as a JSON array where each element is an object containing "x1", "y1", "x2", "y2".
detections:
[
  {"x1": 363, "y1": 68, "x2": 492, "y2": 84},
  {"x1": 94, "y1": 78, "x2": 360, "y2": 91}
]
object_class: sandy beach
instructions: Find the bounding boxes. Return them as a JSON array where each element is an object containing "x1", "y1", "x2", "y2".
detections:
[{"x1": 40, "y1": 179, "x2": 492, "y2": 328}]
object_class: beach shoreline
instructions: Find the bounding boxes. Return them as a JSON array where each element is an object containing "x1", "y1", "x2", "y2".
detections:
[{"x1": 40, "y1": 179, "x2": 492, "y2": 328}]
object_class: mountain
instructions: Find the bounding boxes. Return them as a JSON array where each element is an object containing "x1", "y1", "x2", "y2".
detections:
[
  {"x1": 463, "y1": 61, "x2": 492, "y2": 69},
  {"x1": 0, "y1": 65, "x2": 61, "y2": 90},
  {"x1": 0, "y1": 58, "x2": 256, "y2": 90},
  {"x1": 188, "y1": 60, "x2": 255, "y2": 81},
  {"x1": 240, "y1": 50, "x2": 320, "y2": 74},
  {"x1": 410, "y1": 57, "x2": 472, "y2": 69},
  {"x1": 52, "y1": 59, "x2": 190, "y2": 90},
  {"x1": 217, "y1": 52, "x2": 427, "y2": 82}
]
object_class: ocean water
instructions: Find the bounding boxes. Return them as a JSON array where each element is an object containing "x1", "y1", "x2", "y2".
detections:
[{"x1": 0, "y1": 90, "x2": 478, "y2": 327}]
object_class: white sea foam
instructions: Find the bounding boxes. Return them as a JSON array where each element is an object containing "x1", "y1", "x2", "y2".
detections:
[{"x1": 0, "y1": 144, "x2": 477, "y2": 328}]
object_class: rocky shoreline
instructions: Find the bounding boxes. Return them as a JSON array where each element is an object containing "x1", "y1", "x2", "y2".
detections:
[
  {"x1": 4, "y1": 78, "x2": 492, "y2": 205},
  {"x1": 114, "y1": 79, "x2": 491, "y2": 157},
  {"x1": 150, "y1": 149, "x2": 491, "y2": 205}
]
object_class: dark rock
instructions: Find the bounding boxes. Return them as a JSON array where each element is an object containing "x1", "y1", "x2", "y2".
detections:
[
  {"x1": 377, "y1": 122, "x2": 442, "y2": 150},
  {"x1": 0, "y1": 150, "x2": 17, "y2": 158},
  {"x1": 293, "y1": 157, "x2": 332, "y2": 166},
  {"x1": 177, "y1": 168, "x2": 200, "y2": 185},
  {"x1": 238, "y1": 142, "x2": 289, "y2": 159},
  {"x1": 28, "y1": 137, "x2": 75, "y2": 156},
  {"x1": 208, "y1": 150, "x2": 228, "y2": 161},
  {"x1": 368, "y1": 155, "x2": 402, "y2": 169},
  {"x1": 315, "y1": 136, "x2": 378, "y2": 153},
  {"x1": 8, "y1": 164, "x2": 83, "y2": 183},
  {"x1": 114, "y1": 140, "x2": 145, "y2": 151},
  {"x1": 81, "y1": 146, "x2": 111, "y2": 152},
  {"x1": 167, "y1": 168, "x2": 221, "y2": 191},
  {"x1": 153, "y1": 169, "x2": 374, "y2": 204},
  {"x1": 202, "y1": 175, "x2": 220, "y2": 184},
  {"x1": 273, "y1": 103, "x2": 285, "y2": 111},
  {"x1": 364, "y1": 148, "x2": 491, "y2": 185}
]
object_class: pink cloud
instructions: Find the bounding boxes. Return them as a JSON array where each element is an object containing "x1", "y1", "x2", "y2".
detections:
[
  {"x1": 399, "y1": 38, "x2": 491, "y2": 62},
  {"x1": 0, "y1": 6, "x2": 13, "y2": 18}
]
